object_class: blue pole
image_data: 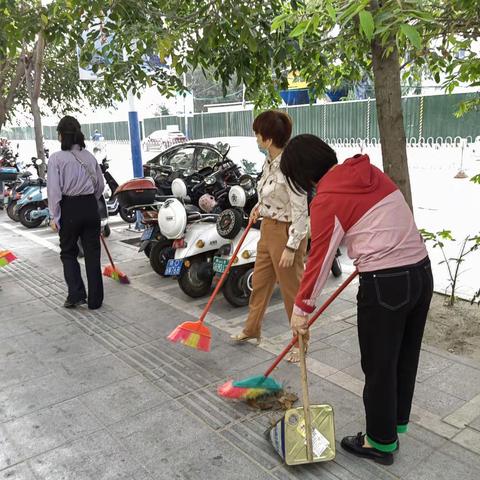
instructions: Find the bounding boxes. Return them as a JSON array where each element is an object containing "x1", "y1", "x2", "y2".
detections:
[
  {"x1": 128, "y1": 93, "x2": 144, "y2": 231},
  {"x1": 128, "y1": 110, "x2": 143, "y2": 178}
]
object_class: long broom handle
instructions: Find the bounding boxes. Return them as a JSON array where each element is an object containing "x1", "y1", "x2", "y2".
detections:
[
  {"x1": 100, "y1": 235, "x2": 116, "y2": 269},
  {"x1": 198, "y1": 219, "x2": 254, "y2": 323},
  {"x1": 299, "y1": 334, "x2": 314, "y2": 462},
  {"x1": 263, "y1": 270, "x2": 359, "y2": 378}
]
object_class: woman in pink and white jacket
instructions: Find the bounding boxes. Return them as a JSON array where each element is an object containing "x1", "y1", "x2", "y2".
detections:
[{"x1": 280, "y1": 134, "x2": 433, "y2": 466}]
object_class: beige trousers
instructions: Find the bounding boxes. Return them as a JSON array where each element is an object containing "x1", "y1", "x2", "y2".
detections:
[{"x1": 243, "y1": 218, "x2": 307, "y2": 339}]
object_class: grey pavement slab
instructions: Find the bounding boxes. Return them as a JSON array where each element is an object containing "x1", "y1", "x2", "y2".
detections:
[
  {"x1": 309, "y1": 345, "x2": 360, "y2": 370},
  {"x1": 0, "y1": 354, "x2": 137, "y2": 422},
  {"x1": 0, "y1": 398, "x2": 102, "y2": 470},
  {"x1": 423, "y1": 363, "x2": 480, "y2": 401},
  {"x1": 109, "y1": 401, "x2": 272, "y2": 479},
  {"x1": 415, "y1": 349, "x2": 456, "y2": 383},
  {"x1": 0, "y1": 298, "x2": 53, "y2": 323},
  {"x1": 412, "y1": 381, "x2": 466, "y2": 417},
  {"x1": 28, "y1": 429, "x2": 152, "y2": 480},
  {"x1": 0, "y1": 463, "x2": 38, "y2": 480},
  {"x1": 78, "y1": 375, "x2": 169, "y2": 426}
]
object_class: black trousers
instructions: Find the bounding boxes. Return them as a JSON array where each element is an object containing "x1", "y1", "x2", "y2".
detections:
[
  {"x1": 357, "y1": 256, "x2": 433, "y2": 450},
  {"x1": 59, "y1": 194, "x2": 103, "y2": 309}
]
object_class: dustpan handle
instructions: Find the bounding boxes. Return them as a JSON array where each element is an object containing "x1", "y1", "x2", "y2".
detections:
[
  {"x1": 299, "y1": 334, "x2": 314, "y2": 462},
  {"x1": 198, "y1": 219, "x2": 254, "y2": 323}
]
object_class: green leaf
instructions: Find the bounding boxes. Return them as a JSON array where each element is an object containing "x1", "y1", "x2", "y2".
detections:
[
  {"x1": 325, "y1": 1, "x2": 336, "y2": 22},
  {"x1": 359, "y1": 10, "x2": 374, "y2": 41},
  {"x1": 400, "y1": 24, "x2": 421, "y2": 50},
  {"x1": 289, "y1": 20, "x2": 310, "y2": 38},
  {"x1": 41, "y1": 14, "x2": 48, "y2": 27},
  {"x1": 271, "y1": 13, "x2": 289, "y2": 32}
]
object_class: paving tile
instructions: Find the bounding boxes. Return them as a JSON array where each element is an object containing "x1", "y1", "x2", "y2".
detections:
[
  {"x1": 412, "y1": 382, "x2": 466, "y2": 417},
  {"x1": 17, "y1": 323, "x2": 109, "y2": 364},
  {"x1": 322, "y1": 328, "x2": 361, "y2": 357},
  {"x1": 423, "y1": 363, "x2": 480, "y2": 401},
  {"x1": 0, "y1": 398, "x2": 102, "y2": 470},
  {"x1": 0, "y1": 354, "x2": 136, "y2": 422},
  {"x1": 416, "y1": 350, "x2": 455, "y2": 383},
  {"x1": 0, "y1": 462, "x2": 38, "y2": 480},
  {"x1": 109, "y1": 402, "x2": 272, "y2": 479},
  {"x1": 28, "y1": 429, "x2": 146, "y2": 480},
  {"x1": 309, "y1": 346, "x2": 359, "y2": 370},
  {"x1": 79, "y1": 375, "x2": 169, "y2": 426}
]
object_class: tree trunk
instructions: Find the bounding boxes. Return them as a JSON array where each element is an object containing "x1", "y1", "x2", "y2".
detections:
[
  {"x1": 371, "y1": 40, "x2": 413, "y2": 210},
  {"x1": 25, "y1": 31, "x2": 46, "y2": 178},
  {"x1": 0, "y1": 56, "x2": 25, "y2": 131}
]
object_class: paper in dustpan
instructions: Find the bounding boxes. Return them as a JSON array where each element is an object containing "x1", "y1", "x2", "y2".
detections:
[{"x1": 268, "y1": 404, "x2": 336, "y2": 465}]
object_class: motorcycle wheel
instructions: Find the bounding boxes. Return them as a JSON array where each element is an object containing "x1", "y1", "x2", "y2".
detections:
[
  {"x1": 18, "y1": 204, "x2": 45, "y2": 228},
  {"x1": 178, "y1": 257, "x2": 213, "y2": 298},
  {"x1": 143, "y1": 243, "x2": 152, "y2": 258},
  {"x1": 119, "y1": 206, "x2": 136, "y2": 223},
  {"x1": 149, "y1": 240, "x2": 175, "y2": 276},
  {"x1": 331, "y1": 257, "x2": 342, "y2": 278},
  {"x1": 222, "y1": 266, "x2": 254, "y2": 307},
  {"x1": 103, "y1": 224, "x2": 111, "y2": 238},
  {"x1": 7, "y1": 200, "x2": 20, "y2": 222}
]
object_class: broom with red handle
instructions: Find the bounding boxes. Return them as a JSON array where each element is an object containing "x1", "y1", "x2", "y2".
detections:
[
  {"x1": 100, "y1": 235, "x2": 130, "y2": 284},
  {"x1": 218, "y1": 269, "x2": 359, "y2": 399},
  {"x1": 167, "y1": 218, "x2": 255, "y2": 352}
]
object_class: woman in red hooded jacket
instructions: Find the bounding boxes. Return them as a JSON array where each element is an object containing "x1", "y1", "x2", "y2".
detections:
[{"x1": 280, "y1": 134, "x2": 433, "y2": 466}]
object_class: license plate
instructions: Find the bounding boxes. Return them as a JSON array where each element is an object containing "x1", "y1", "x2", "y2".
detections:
[
  {"x1": 141, "y1": 226, "x2": 155, "y2": 241},
  {"x1": 213, "y1": 256, "x2": 229, "y2": 274},
  {"x1": 165, "y1": 259, "x2": 183, "y2": 276}
]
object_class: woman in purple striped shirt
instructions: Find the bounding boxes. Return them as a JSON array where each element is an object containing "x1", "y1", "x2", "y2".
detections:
[{"x1": 47, "y1": 116, "x2": 105, "y2": 309}]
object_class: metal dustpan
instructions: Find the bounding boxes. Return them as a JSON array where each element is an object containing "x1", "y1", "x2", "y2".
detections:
[{"x1": 269, "y1": 335, "x2": 336, "y2": 465}]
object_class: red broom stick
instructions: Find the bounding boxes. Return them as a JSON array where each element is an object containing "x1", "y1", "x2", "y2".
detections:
[
  {"x1": 262, "y1": 270, "x2": 358, "y2": 378},
  {"x1": 100, "y1": 235, "x2": 130, "y2": 284},
  {"x1": 198, "y1": 218, "x2": 254, "y2": 323},
  {"x1": 217, "y1": 270, "x2": 359, "y2": 399}
]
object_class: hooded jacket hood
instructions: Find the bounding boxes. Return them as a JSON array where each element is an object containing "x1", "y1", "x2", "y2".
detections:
[{"x1": 318, "y1": 154, "x2": 381, "y2": 194}]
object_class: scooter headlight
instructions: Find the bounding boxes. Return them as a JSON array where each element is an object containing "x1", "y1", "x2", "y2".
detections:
[{"x1": 204, "y1": 174, "x2": 216, "y2": 186}]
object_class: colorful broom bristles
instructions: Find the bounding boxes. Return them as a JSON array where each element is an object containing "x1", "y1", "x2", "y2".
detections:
[
  {"x1": 103, "y1": 265, "x2": 130, "y2": 284},
  {"x1": 0, "y1": 250, "x2": 16, "y2": 268},
  {"x1": 167, "y1": 321, "x2": 211, "y2": 352},
  {"x1": 217, "y1": 376, "x2": 283, "y2": 400}
]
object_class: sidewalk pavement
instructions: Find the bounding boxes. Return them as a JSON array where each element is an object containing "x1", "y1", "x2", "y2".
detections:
[{"x1": 0, "y1": 213, "x2": 479, "y2": 480}]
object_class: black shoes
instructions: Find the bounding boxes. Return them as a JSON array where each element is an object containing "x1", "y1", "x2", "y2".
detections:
[
  {"x1": 341, "y1": 432, "x2": 394, "y2": 465},
  {"x1": 63, "y1": 299, "x2": 87, "y2": 309}
]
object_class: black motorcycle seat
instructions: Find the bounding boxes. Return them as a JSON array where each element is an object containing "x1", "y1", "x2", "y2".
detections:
[
  {"x1": 20, "y1": 172, "x2": 32, "y2": 178},
  {"x1": 185, "y1": 204, "x2": 201, "y2": 214}
]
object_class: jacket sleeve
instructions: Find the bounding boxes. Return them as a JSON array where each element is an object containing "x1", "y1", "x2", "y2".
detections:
[
  {"x1": 46, "y1": 155, "x2": 62, "y2": 228},
  {"x1": 294, "y1": 197, "x2": 345, "y2": 315},
  {"x1": 285, "y1": 182, "x2": 308, "y2": 250}
]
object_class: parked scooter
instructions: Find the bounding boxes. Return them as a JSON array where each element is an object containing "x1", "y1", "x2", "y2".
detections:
[{"x1": 157, "y1": 198, "x2": 232, "y2": 297}]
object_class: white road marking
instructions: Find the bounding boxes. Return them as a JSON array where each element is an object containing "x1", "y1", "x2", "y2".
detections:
[{"x1": 0, "y1": 222, "x2": 60, "y2": 253}]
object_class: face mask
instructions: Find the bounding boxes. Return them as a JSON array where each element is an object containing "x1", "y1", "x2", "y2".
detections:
[{"x1": 257, "y1": 145, "x2": 268, "y2": 156}]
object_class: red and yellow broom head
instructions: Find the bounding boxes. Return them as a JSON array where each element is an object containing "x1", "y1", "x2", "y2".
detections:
[
  {"x1": 167, "y1": 320, "x2": 211, "y2": 352},
  {"x1": 103, "y1": 264, "x2": 130, "y2": 284},
  {"x1": 0, "y1": 250, "x2": 17, "y2": 268},
  {"x1": 217, "y1": 375, "x2": 283, "y2": 400}
]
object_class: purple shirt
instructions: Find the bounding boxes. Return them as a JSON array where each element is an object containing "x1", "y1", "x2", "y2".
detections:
[{"x1": 47, "y1": 145, "x2": 105, "y2": 228}]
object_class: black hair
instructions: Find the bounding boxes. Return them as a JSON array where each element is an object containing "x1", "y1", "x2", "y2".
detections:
[
  {"x1": 280, "y1": 134, "x2": 338, "y2": 194},
  {"x1": 56, "y1": 115, "x2": 86, "y2": 151},
  {"x1": 252, "y1": 110, "x2": 292, "y2": 148}
]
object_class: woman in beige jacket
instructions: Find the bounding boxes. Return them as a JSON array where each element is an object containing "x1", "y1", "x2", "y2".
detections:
[{"x1": 231, "y1": 110, "x2": 308, "y2": 362}]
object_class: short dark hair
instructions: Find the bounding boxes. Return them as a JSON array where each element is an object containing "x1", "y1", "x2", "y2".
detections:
[
  {"x1": 252, "y1": 110, "x2": 292, "y2": 148},
  {"x1": 57, "y1": 115, "x2": 86, "y2": 151},
  {"x1": 280, "y1": 134, "x2": 338, "y2": 194}
]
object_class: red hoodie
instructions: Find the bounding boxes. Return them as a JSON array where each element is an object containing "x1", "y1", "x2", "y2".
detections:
[{"x1": 294, "y1": 154, "x2": 427, "y2": 316}]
